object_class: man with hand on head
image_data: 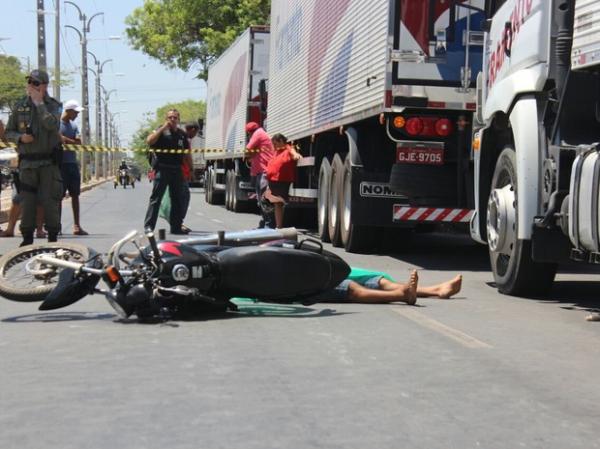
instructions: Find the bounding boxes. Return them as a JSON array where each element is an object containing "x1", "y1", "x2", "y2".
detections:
[
  {"x1": 4, "y1": 69, "x2": 62, "y2": 247},
  {"x1": 143, "y1": 108, "x2": 188, "y2": 235}
]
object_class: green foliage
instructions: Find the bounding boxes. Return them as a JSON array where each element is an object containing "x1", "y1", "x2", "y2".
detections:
[
  {"x1": 0, "y1": 55, "x2": 27, "y2": 112},
  {"x1": 125, "y1": 0, "x2": 270, "y2": 80},
  {"x1": 0, "y1": 56, "x2": 76, "y2": 113},
  {"x1": 130, "y1": 99, "x2": 206, "y2": 169}
]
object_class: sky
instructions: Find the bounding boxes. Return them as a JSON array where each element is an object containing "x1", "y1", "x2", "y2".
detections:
[{"x1": 0, "y1": 0, "x2": 207, "y2": 146}]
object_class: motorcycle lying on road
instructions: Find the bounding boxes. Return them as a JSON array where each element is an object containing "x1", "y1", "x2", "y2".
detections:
[{"x1": 0, "y1": 228, "x2": 350, "y2": 321}]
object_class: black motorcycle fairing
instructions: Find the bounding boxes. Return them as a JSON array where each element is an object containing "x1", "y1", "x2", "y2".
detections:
[
  {"x1": 39, "y1": 268, "x2": 101, "y2": 310},
  {"x1": 214, "y1": 246, "x2": 350, "y2": 301},
  {"x1": 152, "y1": 241, "x2": 219, "y2": 290}
]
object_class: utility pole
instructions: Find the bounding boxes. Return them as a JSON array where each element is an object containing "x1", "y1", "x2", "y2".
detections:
[
  {"x1": 37, "y1": 0, "x2": 47, "y2": 70},
  {"x1": 54, "y1": 0, "x2": 60, "y2": 100},
  {"x1": 102, "y1": 87, "x2": 116, "y2": 176},
  {"x1": 87, "y1": 54, "x2": 111, "y2": 178},
  {"x1": 65, "y1": 1, "x2": 103, "y2": 180}
]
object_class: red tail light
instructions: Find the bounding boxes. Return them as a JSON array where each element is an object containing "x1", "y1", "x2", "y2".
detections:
[
  {"x1": 405, "y1": 118, "x2": 424, "y2": 136},
  {"x1": 435, "y1": 118, "x2": 453, "y2": 137}
]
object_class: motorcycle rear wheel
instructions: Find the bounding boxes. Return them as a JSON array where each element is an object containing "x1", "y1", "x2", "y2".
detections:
[{"x1": 0, "y1": 243, "x2": 90, "y2": 302}]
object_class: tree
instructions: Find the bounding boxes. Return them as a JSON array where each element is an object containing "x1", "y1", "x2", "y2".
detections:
[
  {"x1": 0, "y1": 56, "x2": 75, "y2": 113},
  {"x1": 130, "y1": 99, "x2": 206, "y2": 169},
  {"x1": 0, "y1": 55, "x2": 27, "y2": 112},
  {"x1": 125, "y1": 0, "x2": 270, "y2": 80}
]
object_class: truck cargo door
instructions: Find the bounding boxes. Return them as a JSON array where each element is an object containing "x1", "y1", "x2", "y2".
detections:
[{"x1": 393, "y1": 0, "x2": 485, "y2": 87}]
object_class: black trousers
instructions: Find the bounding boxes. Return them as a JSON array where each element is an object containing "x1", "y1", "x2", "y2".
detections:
[{"x1": 144, "y1": 166, "x2": 184, "y2": 231}]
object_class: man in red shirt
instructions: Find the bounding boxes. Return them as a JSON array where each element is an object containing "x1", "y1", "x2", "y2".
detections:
[{"x1": 245, "y1": 122, "x2": 276, "y2": 228}]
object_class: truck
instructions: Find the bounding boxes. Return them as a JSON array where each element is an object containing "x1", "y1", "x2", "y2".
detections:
[
  {"x1": 203, "y1": 26, "x2": 270, "y2": 212},
  {"x1": 267, "y1": 0, "x2": 486, "y2": 252},
  {"x1": 471, "y1": 0, "x2": 600, "y2": 296}
]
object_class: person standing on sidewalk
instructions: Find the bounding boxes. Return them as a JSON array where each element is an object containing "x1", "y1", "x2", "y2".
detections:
[
  {"x1": 143, "y1": 108, "x2": 188, "y2": 234},
  {"x1": 245, "y1": 122, "x2": 276, "y2": 228},
  {"x1": 4, "y1": 69, "x2": 62, "y2": 246},
  {"x1": 59, "y1": 99, "x2": 88, "y2": 236}
]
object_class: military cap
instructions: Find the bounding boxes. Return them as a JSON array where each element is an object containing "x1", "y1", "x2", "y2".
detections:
[{"x1": 27, "y1": 69, "x2": 50, "y2": 84}]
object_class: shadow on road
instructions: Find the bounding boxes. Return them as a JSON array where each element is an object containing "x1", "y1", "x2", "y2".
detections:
[
  {"x1": 2, "y1": 311, "x2": 116, "y2": 323},
  {"x1": 383, "y1": 231, "x2": 490, "y2": 272}
]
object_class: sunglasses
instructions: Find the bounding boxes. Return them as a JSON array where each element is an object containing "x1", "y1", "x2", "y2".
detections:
[{"x1": 27, "y1": 79, "x2": 42, "y2": 87}]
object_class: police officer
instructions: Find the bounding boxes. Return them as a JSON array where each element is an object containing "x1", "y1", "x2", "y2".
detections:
[
  {"x1": 143, "y1": 108, "x2": 188, "y2": 234},
  {"x1": 5, "y1": 69, "x2": 62, "y2": 246}
]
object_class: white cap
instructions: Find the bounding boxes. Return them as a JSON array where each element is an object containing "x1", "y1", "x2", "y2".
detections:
[{"x1": 63, "y1": 99, "x2": 84, "y2": 112}]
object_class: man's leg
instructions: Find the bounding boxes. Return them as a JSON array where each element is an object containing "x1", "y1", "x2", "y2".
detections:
[
  {"x1": 347, "y1": 271, "x2": 418, "y2": 305},
  {"x1": 378, "y1": 275, "x2": 462, "y2": 299},
  {"x1": 167, "y1": 169, "x2": 185, "y2": 232},
  {"x1": 18, "y1": 168, "x2": 39, "y2": 246},
  {"x1": 35, "y1": 204, "x2": 46, "y2": 238},
  {"x1": 258, "y1": 173, "x2": 275, "y2": 229},
  {"x1": 39, "y1": 165, "x2": 62, "y2": 242},
  {"x1": 143, "y1": 170, "x2": 169, "y2": 231}
]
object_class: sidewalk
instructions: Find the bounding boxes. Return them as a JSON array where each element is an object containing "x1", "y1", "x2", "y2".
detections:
[{"x1": 0, "y1": 177, "x2": 110, "y2": 224}]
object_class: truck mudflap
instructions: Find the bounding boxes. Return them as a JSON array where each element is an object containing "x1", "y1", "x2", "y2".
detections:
[{"x1": 392, "y1": 206, "x2": 473, "y2": 223}]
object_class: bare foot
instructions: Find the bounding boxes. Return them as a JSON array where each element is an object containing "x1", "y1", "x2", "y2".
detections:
[
  {"x1": 436, "y1": 275, "x2": 462, "y2": 299},
  {"x1": 586, "y1": 312, "x2": 600, "y2": 322},
  {"x1": 405, "y1": 270, "x2": 418, "y2": 305},
  {"x1": 0, "y1": 230, "x2": 14, "y2": 237}
]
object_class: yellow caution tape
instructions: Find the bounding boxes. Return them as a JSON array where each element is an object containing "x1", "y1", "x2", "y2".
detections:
[{"x1": 0, "y1": 141, "x2": 260, "y2": 154}]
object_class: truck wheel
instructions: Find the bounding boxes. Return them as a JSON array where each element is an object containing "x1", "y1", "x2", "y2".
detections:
[
  {"x1": 317, "y1": 158, "x2": 332, "y2": 242},
  {"x1": 340, "y1": 154, "x2": 378, "y2": 253},
  {"x1": 487, "y1": 147, "x2": 556, "y2": 296},
  {"x1": 328, "y1": 154, "x2": 344, "y2": 247},
  {"x1": 231, "y1": 173, "x2": 243, "y2": 212},
  {"x1": 205, "y1": 168, "x2": 214, "y2": 204},
  {"x1": 225, "y1": 170, "x2": 232, "y2": 210}
]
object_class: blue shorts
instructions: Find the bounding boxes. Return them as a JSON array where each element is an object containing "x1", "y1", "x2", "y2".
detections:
[
  {"x1": 61, "y1": 163, "x2": 81, "y2": 197},
  {"x1": 309, "y1": 275, "x2": 384, "y2": 302}
]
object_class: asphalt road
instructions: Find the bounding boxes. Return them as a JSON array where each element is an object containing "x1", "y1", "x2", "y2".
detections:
[{"x1": 1, "y1": 181, "x2": 600, "y2": 449}]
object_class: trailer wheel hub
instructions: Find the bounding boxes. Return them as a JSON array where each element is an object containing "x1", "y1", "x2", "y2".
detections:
[{"x1": 487, "y1": 184, "x2": 516, "y2": 255}]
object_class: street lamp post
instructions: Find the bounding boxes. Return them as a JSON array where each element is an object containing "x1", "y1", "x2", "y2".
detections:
[
  {"x1": 64, "y1": 1, "x2": 102, "y2": 146},
  {"x1": 102, "y1": 87, "x2": 116, "y2": 176},
  {"x1": 64, "y1": 1, "x2": 103, "y2": 182},
  {"x1": 87, "y1": 52, "x2": 111, "y2": 178}
]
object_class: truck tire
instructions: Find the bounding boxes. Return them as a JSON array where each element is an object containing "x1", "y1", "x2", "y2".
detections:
[
  {"x1": 317, "y1": 158, "x2": 332, "y2": 242},
  {"x1": 206, "y1": 168, "x2": 216, "y2": 204},
  {"x1": 204, "y1": 168, "x2": 212, "y2": 202},
  {"x1": 328, "y1": 154, "x2": 344, "y2": 247},
  {"x1": 340, "y1": 154, "x2": 379, "y2": 253},
  {"x1": 487, "y1": 147, "x2": 556, "y2": 296},
  {"x1": 231, "y1": 173, "x2": 244, "y2": 212},
  {"x1": 225, "y1": 170, "x2": 233, "y2": 210}
]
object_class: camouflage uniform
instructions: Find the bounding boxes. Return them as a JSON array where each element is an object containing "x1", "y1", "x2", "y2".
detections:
[{"x1": 5, "y1": 94, "x2": 63, "y2": 241}]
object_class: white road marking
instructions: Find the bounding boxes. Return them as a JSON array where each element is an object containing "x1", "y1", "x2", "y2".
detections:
[
  {"x1": 391, "y1": 307, "x2": 492, "y2": 349},
  {"x1": 211, "y1": 219, "x2": 223, "y2": 224}
]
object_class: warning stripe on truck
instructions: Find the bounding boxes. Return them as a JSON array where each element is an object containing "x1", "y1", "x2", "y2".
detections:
[{"x1": 393, "y1": 206, "x2": 473, "y2": 223}]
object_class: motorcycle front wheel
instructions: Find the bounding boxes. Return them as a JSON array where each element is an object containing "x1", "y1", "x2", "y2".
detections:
[{"x1": 0, "y1": 243, "x2": 90, "y2": 302}]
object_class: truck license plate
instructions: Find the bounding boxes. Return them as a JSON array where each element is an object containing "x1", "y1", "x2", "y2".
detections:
[{"x1": 396, "y1": 147, "x2": 444, "y2": 165}]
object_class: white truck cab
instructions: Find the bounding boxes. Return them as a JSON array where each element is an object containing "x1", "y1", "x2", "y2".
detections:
[{"x1": 473, "y1": 0, "x2": 600, "y2": 295}]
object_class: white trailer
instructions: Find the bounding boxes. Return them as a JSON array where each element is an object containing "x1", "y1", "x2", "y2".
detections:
[
  {"x1": 472, "y1": 0, "x2": 600, "y2": 296},
  {"x1": 267, "y1": 0, "x2": 486, "y2": 252},
  {"x1": 203, "y1": 26, "x2": 270, "y2": 211}
]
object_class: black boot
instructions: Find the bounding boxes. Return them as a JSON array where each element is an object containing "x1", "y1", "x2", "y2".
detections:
[
  {"x1": 20, "y1": 232, "x2": 34, "y2": 247},
  {"x1": 48, "y1": 232, "x2": 58, "y2": 243}
]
